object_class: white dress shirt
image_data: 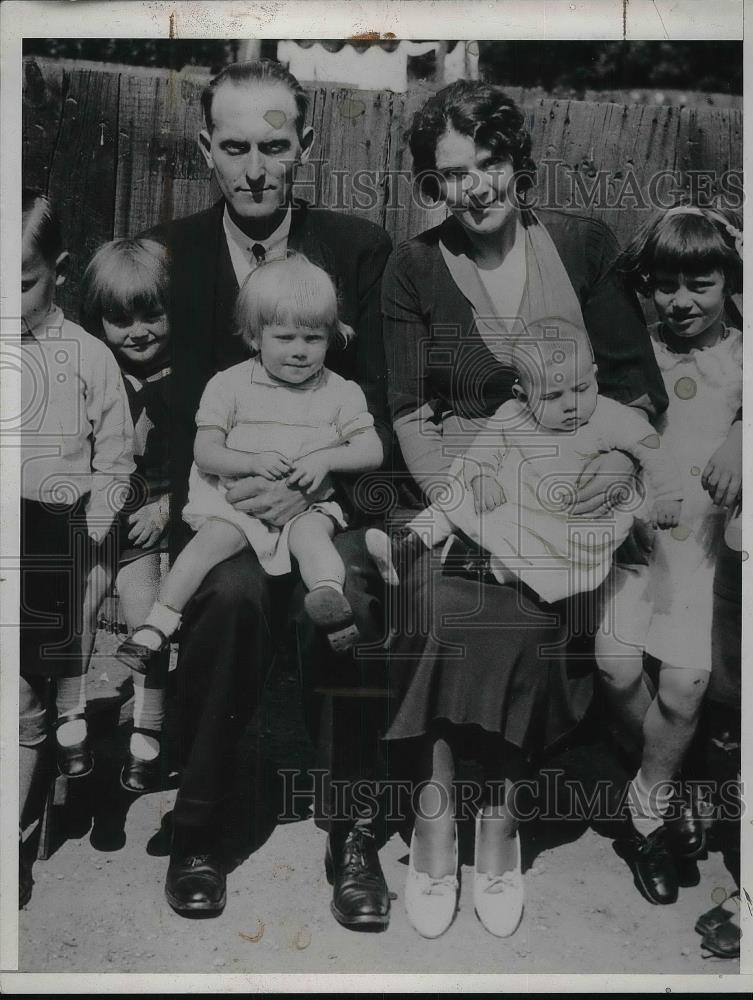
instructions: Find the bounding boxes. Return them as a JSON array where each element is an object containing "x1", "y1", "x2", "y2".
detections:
[
  {"x1": 20, "y1": 306, "x2": 135, "y2": 532},
  {"x1": 222, "y1": 205, "x2": 292, "y2": 286}
]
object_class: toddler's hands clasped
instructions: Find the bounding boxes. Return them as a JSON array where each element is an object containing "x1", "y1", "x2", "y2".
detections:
[
  {"x1": 287, "y1": 451, "x2": 331, "y2": 492},
  {"x1": 248, "y1": 451, "x2": 294, "y2": 481},
  {"x1": 650, "y1": 498, "x2": 682, "y2": 529},
  {"x1": 471, "y1": 474, "x2": 507, "y2": 514}
]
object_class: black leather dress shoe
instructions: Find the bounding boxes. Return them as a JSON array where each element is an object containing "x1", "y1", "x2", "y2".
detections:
[
  {"x1": 325, "y1": 827, "x2": 390, "y2": 930},
  {"x1": 165, "y1": 853, "x2": 226, "y2": 916},
  {"x1": 701, "y1": 919, "x2": 740, "y2": 959},
  {"x1": 120, "y1": 753, "x2": 161, "y2": 794},
  {"x1": 55, "y1": 714, "x2": 93, "y2": 779},
  {"x1": 664, "y1": 801, "x2": 706, "y2": 859},
  {"x1": 614, "y1": 824, "x2": 678, "y2": 905}
]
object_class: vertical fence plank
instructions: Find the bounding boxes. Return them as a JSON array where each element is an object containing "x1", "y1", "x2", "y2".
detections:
[
  {"x1": 303, "y1": 86, "x2": 395, "y2": 229},
  {"x1": 46, "y1": 66, "x2": 120, "y2": 318},
  {"x1": 115, "y1": 71, "x2": 213, "y2": 239},
  {"x1": 22, "y1": 58, "x2": 65, "y2": 194},
  {"x1": 388, "y1": 85, "x2": 447, "y2": 246}
]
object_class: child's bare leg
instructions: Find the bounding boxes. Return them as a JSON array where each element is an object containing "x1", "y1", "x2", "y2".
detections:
[
  {"x1": 56, "y1": 556, "x2": 111, "y2": 747},
  {"x1": 289, "y1": 512, "x2": 359, "y2": 653},
  {"x1": 629, "y1": 664, "x2": 709, "y2": 837},
  {"x1": 124, "y1": 519, "x2": 247, "y2": 654},
  {"x1": 595, "y1": 628, "x2": 652, "y2": 757},
  {"x1": 641, "y1": 664, "x2": 709, "y2": 785},
  {"x1": 161, "y1": 519, "x2": 248, "y2": 611},
  {"x1": 117, "y1": 553, "x2": 166, "y2": 762},
  {"x1": 288, "y1": 511, "x2": 344, "y2": 591}
]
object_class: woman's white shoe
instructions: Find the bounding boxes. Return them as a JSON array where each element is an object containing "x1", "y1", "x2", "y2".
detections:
[
  {"x1": 473, "y1": 812, "x2": 524, "y2": 937},
  {"x1": 404, "y1": 827, "x2": 459, "y2": 938}
]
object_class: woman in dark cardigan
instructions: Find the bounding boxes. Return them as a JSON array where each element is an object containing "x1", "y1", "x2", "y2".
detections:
[{"x1": 380, "y1": 81, "x2": 668, "y2": 939}]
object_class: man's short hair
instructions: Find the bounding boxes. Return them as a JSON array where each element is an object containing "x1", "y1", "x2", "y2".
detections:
[{"x1": 201, "y1": 59, "x2": 309, "y2": 137}]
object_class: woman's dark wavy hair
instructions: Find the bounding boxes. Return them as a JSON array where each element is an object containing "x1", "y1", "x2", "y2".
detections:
[
  {"x1": 618, "y1": 204, "x2": 743, "y2": 297},
  {"x1": 408, "y1": 80, "x2": 537, "y2": 203}
]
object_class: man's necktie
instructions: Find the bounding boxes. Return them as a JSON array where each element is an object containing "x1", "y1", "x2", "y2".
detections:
[{"x1": 252, "y1": 243, "x2": 266, "y2": 264}]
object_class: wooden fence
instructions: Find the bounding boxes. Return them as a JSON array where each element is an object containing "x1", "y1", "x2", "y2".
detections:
[{"x1": 23, "y1": 56, "x2": 743, "y2": 320}]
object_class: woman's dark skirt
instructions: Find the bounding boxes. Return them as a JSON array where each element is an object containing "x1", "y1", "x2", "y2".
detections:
[{"x1": 384, "y1": 543, "x2": 594, "y2": 755}]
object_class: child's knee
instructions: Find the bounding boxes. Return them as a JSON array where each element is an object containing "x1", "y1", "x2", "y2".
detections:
[
  {"x1": 288, "y1": 511, "x2": 334, "y2": 550},
  {"x1": 19, "y1": 677, "x2": 49, "y2": 747},
  {"x1": 595, "y1": 631, "x2": 644, "y2": 686},
  {"x1": 658, "y1": 667, "x2": 709, "y2": 717}
]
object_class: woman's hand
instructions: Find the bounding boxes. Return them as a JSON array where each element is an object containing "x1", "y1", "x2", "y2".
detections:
[
  {"x1": 286, "y1": 453, "x2": 331, "y2": 493},
  {"x1": 570, "y1": 450, "x2": 637, "y2": 517},
  {"x1": 702, "y1": 421, "x2": 742, "y2": 508},
  {"x1": 127, "y1": 500, "x2": 168, "y2": 548}
]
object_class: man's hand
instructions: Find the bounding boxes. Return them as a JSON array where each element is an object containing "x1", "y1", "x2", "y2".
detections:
[
  {"x1": 650, "y1": 497, "x2": 682, "y2": 529},
  {"x1": 570, "y1": 450, "x2": 637, "y2": 517},
  {"x1": 127, "y1": 500, "x2": 168, "y2": 548},
  {"x1": 702, "y1": 421, "x2": 742, "y2": 508},
  {"x1": 225, "y1": 475, "x2": 313, "y2": 527},
  {"x1": 470, "y1": 474, "x2": 506, "y2": 514},
  {"x1": 286, "y1": 452, "x2": 331, "y2": 493}
]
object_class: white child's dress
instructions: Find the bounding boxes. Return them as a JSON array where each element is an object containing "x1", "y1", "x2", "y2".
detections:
[
  {"x1": 437, "y1": 394, "x2": 682, "y2": 604},
  {"x1": 182, "y1": 359, "x2": 374, "y2": 575},
  {"x1": 621, "y1": 324, "x2": 743, "y2": 672}
]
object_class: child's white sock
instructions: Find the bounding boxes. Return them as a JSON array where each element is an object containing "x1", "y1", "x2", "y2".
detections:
[
  {"x1": 56, "y1": 674, "x2": 87, "y2": 745},
  {"x1": 310, "y1": 580, "x2": 344, "y2": 594},
  {"x1": 132, "y1": 603, "x2": 182, "y2": 650},
  {"x1": 56, "y1": 718, "x2": 87, "y2": 747},
  {"x1": 130, "y1": 731, "x2": 160, "y2": 761},
  {"x1": 130, "y1": 682, "x2": 165, "y2": 761},
  {"x1": 628, "y1": 768, "x2": 674, "y2": 838}
]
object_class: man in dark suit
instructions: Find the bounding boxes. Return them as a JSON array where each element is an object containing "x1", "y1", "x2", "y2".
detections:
[{"x1": 157, "y1": 60, "x2": 393, "y2": 926}]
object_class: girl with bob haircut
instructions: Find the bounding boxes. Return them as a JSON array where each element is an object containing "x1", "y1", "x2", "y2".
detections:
[
  {"x1": 80, "y1": 237, "x2": 172, "y2": 793},
  {"x1": 116, "y1": 252, "x2": 384, "y2": 675},
  {"x1": 594, "y1": 204, "x2": 743, "y2": 906}
]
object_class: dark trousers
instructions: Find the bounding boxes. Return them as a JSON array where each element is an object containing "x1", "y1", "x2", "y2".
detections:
[{"x1": 171, "y1": 527, "x2": 388, "y2": 839}]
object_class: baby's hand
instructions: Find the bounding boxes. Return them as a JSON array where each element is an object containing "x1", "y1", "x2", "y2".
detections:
[
  {"x1": 287, "y1": 452, "x2": 330, "y2": 493},
  {"x1": 470, "y1": 474, "x2": 506, "y2": 514},
  {"x1": 248, "y1": 451, "x2": 293, "y2": 480},
  {"x1": 650, "y1": 498, "x2": 682, "y2": 529}
]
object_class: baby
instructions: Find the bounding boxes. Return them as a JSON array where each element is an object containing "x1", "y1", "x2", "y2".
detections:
[{"x1": 368, "y1": 322, "x2": 683, "y2": 604}]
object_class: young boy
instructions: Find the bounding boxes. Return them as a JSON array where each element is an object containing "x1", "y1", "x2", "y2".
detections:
[
  {"x1": 368, "y1": 322, "x2": 683, "y2": 605},
  {"x1": 19, "y1": 189, "x2": 134, "y2": 905}
]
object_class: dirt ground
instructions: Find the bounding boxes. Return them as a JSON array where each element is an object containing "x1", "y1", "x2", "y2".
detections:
[{"x1": 18, "y1": 636, "x2": 741, "y2": 978}]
